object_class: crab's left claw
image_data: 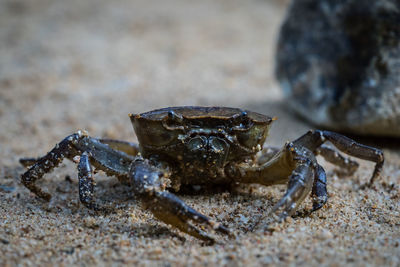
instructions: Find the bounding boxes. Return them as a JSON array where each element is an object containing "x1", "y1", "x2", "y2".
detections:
[
  {"x1": 130, "y1": 159, "x2": 231, "y2": 243},
  {"x1": 270, "y1": 159, "x2": 315, "y2": 221}
]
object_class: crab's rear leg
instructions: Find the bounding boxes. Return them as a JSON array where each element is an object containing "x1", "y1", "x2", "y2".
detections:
[
  {"x1": 20, "y1": 134, "x2": 81, "y2": 200},
  {"x1": 20, "y1": 138, "x2": 140, "y2": 168},
  {"x1": 20, "y1": 158, "x2": 39, "y2": 168},
  {"x1": 131, "y1": 159, "x2": 231, "y2": 243},
  {"x1": 78, "y1": 152, "x2": 102, "y2": 210},
  {"x1": 315, "y1": 144, "x2": 359, "y2": 176},
  {"x1": 293, "y1": 130, "x2": 384, "y2": 185},
  {"x1": 20, "y1": 132, "x2": 134, "y2": 204},
  {"x1": 98, "y1": 139, "x2": 140, "y2": 156}
]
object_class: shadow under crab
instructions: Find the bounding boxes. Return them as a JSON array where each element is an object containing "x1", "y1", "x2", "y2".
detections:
[{"x1": 20, "y1": 106, "x2": 384, "y2": 243}]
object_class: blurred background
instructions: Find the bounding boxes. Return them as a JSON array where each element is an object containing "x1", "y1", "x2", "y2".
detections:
[{"x1": 0, "y1": 0, "x2": 298, "y2": 165}]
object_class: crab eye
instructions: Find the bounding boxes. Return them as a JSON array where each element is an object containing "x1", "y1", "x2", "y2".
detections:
[
  {"x1": 163, "y1": 110, "x2": 185, "y2": 130},
  {"x1": 230, "y1": 112, "x2": 261, "y2": 148},
  {"x1": 232, "y1": 111, "x2": 253, "y2": 131},
  {"x1": 234, "y1": 124, "x2": 269, "y2": 150},
  {"x1": 168, "y1": 110, "x2": 182, "y2": 121}
]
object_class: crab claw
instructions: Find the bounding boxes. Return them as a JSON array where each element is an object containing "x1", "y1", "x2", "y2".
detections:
[
  {"x1": 151, "y1": 191, "x2": 232, "y2": 243},
  {"x1": 270, "y1": 160, "x2": 314, "y2": 222},
  {"x1": 130, "y1": 160, "x2": 231, "y2": 243}
]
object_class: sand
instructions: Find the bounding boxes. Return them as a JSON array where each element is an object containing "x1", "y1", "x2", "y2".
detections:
[{"x1": 0, "y1": 0, "x2": 399, "y2": 266}]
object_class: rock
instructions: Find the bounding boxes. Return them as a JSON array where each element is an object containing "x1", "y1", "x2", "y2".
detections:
[{"x1": 276, "y1": 0, "x2": 400, "y2": 137}]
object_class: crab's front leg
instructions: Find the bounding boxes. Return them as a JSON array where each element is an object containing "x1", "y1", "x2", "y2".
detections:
[
  {"x1": 230, "y1": 143, "x2": 319, "y2": 221},
  {"x1": 130, "y1": 159, "x2": 230, "y2": 243}
]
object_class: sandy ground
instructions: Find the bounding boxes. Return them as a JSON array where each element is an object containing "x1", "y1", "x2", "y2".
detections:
[{"x1": 0, "y1": 0, "x2": 399, "y2": 266}]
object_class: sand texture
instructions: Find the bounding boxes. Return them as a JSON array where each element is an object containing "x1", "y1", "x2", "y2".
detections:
[{"x1": 0, "y1": 0, "x2": 399, "y2": 266}]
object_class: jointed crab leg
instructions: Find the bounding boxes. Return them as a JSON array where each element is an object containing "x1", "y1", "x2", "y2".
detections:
[
  {"x1": 315, "y1": 144, "x2": 359, "y2": 175},
  {"x1": 19, "y1": 158, "x2": 38, "y2": 168},
  {"x1": 21, "y1": 133, "x2": 81, "y2": 201},
  {"x1": 232, "y1": 130, "x2": 384, "y2": 222},
  {"x1": 97, "y1": 139, "x2": 140, "y2": 156},
  {"x1": 293, "y1": 130, "x2": 384, "y2": 184},
  {"x1": 20, "y1": 138, "x2": 139, "y2": 167},
  {"x1": 20, "y1": 132, "x2": 134, "y2": 203},
  {"x1": 311, "y1": 164, "x2": 327, "y2": 211},
  {"x1": 78, "y1": 152, "x2": 98, "y2": 210},
  {"x1": 130, "y1": 159, "x2": 230, "y2": 242}
]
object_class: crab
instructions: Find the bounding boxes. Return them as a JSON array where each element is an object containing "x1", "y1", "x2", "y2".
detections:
[{"x1": 20, "y1": 106, "x2": 384, "y2": 242}]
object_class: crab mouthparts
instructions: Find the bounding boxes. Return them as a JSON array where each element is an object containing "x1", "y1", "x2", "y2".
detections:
[{"x1": 185, "y1": 135, "x2": 230, "y2": 167}]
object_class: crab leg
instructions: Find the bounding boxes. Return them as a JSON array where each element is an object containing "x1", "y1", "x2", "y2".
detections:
[
  {"x1": 293, "y1": 130, "x2": 384, "y2": 184},
  {"x1": 78, "y1": 151, "x2": 101, "y2": 210},
  {"x1": 20, "y1": 134, "x2": 80, "y2": 201},
  {"x1": 130, "y1": 159, "x2": 230, "y2": 242},
  {"x1": 315, "y1": 144, "x2": 359, "y2": 176},
  {"x1": 311, "y1": 164, "x2": 328, "y2": 211},
  {"x1": 20, "y1": 132, "x2": 134, "y2": 203},
  {"x1": 20, "y1": 138, "x2": 139, "y2": 168},
  {"x1": 20, "y1": 157, "x2": 38, "y2": 168},
  {"x1": 98, "y1": 138, "x2": 140, "y2": 156},
  {"x1": 232, "y1": 130, "x2": 384, "y2": 225}
]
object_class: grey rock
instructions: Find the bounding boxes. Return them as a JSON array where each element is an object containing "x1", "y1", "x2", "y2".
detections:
[{"x1": 276, "y1": 0, "x2": 400, "y2": 137}]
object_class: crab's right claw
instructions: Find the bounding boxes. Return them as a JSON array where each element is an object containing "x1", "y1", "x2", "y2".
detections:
[
  {"x1": 149, "y1": 191, "x2": 232, "y2": 243},
  {"x1": 130, "y1": 160, "x2": 231, "y2": 243}
]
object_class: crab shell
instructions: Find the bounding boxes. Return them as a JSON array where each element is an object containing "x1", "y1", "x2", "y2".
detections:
[{"x1": 129, "y1": 106, "x2": 275, "y2": 166}]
